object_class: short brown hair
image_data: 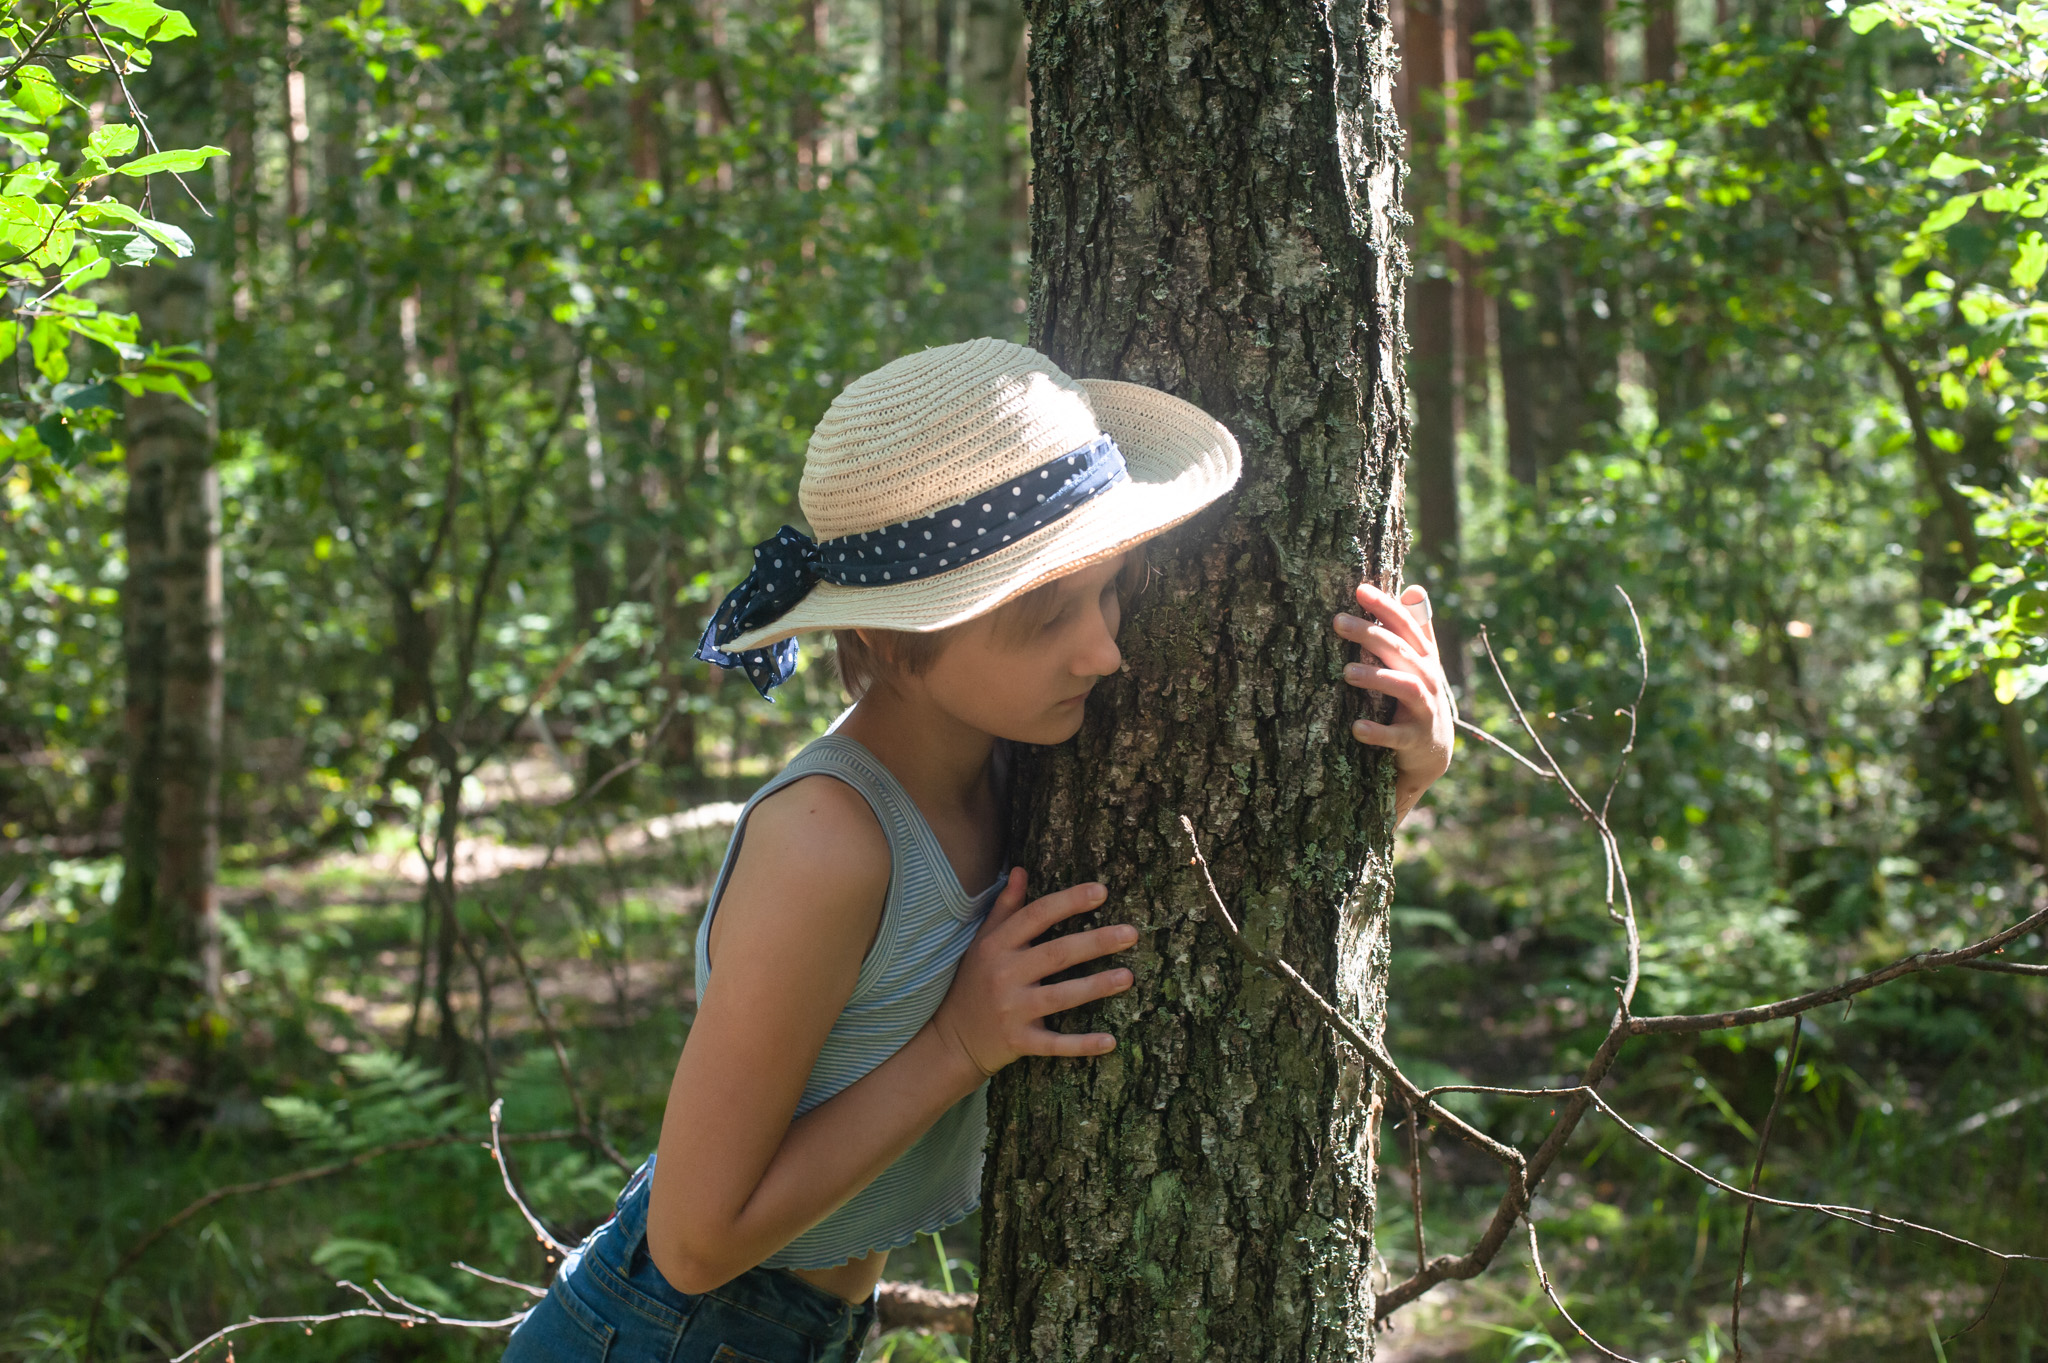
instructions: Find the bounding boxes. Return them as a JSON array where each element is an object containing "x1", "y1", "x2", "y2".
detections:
[{"x1": 830, "y1": 546, "x2": 1150, "y2": 700}]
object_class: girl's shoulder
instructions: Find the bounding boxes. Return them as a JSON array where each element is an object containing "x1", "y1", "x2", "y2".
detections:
[
  {"x1": 711, "y1": 770, "x2": 891, "y2": 962},
  {"x1": 743, "y1": 770, "x2": 891, "y2": 887}
]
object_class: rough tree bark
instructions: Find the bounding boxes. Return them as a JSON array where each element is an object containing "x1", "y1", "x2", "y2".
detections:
[{"x1": 975, "y1": 2, "x2": 1409, "y2": 1359}]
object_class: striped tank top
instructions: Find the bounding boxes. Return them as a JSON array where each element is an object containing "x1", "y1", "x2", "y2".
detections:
[{"x1": 694, "y1": 733, "x2": 1001, "y2": 1270}]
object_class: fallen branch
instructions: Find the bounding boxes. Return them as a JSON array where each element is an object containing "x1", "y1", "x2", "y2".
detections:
[{"x1": 875, "y1": 1280, "x2": 977, "y2": 1335}]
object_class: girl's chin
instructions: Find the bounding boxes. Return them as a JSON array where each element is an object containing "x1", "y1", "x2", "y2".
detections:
[{"x1": 995, "y1": 700, "x2": 1089, "y2": 746}]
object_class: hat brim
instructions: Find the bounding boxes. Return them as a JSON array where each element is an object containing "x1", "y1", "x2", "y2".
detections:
[{"x1": 722, "y1": 379, "x2": 1242, "y2": 652}]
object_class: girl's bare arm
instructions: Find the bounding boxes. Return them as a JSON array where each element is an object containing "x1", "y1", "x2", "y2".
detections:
[{"x1": 645, "y1": 779, "x2": 1133, "y2": 1293}]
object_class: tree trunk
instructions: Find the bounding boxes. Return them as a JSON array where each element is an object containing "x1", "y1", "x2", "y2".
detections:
[
  {"x1": 1550, "y1": 0, "x2": 1610, "y2": 87},
  {"x1": 961, "y1": 0, "x2": 1027, "y2": 259},
  {"x1": 975, "y1": 3, "x2": 1408, "y2": 1359},
  {"x1": 113, "y1": 396, "x2": 168, "y2": 981},
  {"x1": 118, "y1": 262, "x2": 224, "y2": 1006},
  {"x1": 1644, "y1": 0, "x2": 1677, "y2": 82},
  {"x1": 1402, "y1": 0, "x2": 1459, "y2": 577}
]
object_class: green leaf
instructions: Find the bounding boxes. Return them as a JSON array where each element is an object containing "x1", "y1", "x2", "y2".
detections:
[
  {"x1": 29, "y1": 315, "x2": 68, "y2": 381},
  {"x1": 1921, "y1": 193, "x2": 1977, "y2": 234},
  {"x1": 85, "y1": 123, "x2": 140, "y2": 160},
  {"x1": 33, "y1": 414, "x2": 75, "y2": 466},
  {"x1": 2013, "y1": 232, "x2": 2048, "y2": 291},
  {"x1": 1847, "y1": 3, "x2": 1892, "y2": 33},
  {"x1": 114, "y1": 145, "x2": 228, "y2": 177},
  {"x1": 10, "y1": 67, "x2": 63, "y2": 121},
  {"x1": 87, "y1": 0, "x2": 198, "y2": 41},
  {"x1": 1927, "y1": 152, "x2": 1987, "y2": 180}
]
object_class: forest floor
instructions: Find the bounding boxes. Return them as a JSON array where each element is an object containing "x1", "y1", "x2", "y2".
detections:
[{"x1": 3, "y1": 757, "x2": 2041, "y2": 1362}]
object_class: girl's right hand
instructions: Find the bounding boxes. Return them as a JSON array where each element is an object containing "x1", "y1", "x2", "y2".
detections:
[{"x1": 929, "y1": 868, "x2": 1138, "y2": 1078}]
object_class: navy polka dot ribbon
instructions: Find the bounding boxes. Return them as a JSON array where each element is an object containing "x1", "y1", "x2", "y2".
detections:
[{"x1": 696, "y1": 435, "x2": 1129, "y2": 698}]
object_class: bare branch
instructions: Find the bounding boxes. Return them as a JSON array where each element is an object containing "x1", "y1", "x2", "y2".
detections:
[
  {"x1": 87, "y1": 1127, "x2": 574, "y2": 1351},
  {"x1": 1599, "y1": 586, "x2": 1650, "y2": 826},
  {"x1": 490, "y1": 1098, "x2": 573, "y2": 1259},
  {"x1": 1957, "y1": 957, "x2": 2048, "y2": 977},
  {"x1": 167, "y1": 1282, "x2": 527, "y2": 1363},
  {"x1": 1941, "y1": 1260, "x2": 2011, "y2": 1347},
  {"x1": 1732, "y1": 1018, "x2": 1802, "y2": 1362},
  {"x1": 1453, "y1": 716, "x2": 1556, "y2": 781},
  {"x1": 454, "y1": 1261, "x2": 546, "y2": 1298},
  {"x1": 1526, "y1": 1217, "x2": 1660, "y2": 1363},
  {"x1": 1179, "y1": 817, "x2": 1524, "y2": 1173},
  {"x1": 1404, "y1": 1097, "x2": 1427, "y2": 1272},
  {"x1": 1629, "y1": 901, "x2": 2048, "y2": 1036}
]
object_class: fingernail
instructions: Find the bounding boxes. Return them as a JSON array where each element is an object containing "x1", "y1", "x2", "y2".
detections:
[
  {"x1": 1088, "y1": 884, "x2": 1108, "y2": 903},
  {"x1": 1344, "y1": 664, "x2": 1367, "y2": 682},
  {"x1": 1353, "y1": 719, "x2": 1372, "y2": 737},
  {"x1": 1117, "y1": 969, "x2": 1134, "y2": 986},
  {"x1": 1118, "y1": 926, "x2": 1140, "y2": 946}
]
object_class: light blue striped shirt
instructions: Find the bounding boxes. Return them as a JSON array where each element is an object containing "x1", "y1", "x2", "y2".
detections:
[{"x1": 694, "y1": 734, "x2": 1000, "y2": 1270}]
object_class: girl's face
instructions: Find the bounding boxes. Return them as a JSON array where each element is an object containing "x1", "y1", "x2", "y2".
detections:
[{"x1": 891, "y1": 553, "x2": 1129, "y2": 745}]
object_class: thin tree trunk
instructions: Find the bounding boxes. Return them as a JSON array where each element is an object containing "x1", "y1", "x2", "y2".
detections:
[
  {"x1": 976, "y1": 2, "x2": 1408, "y2": 1358},
  {"x1": 1453, "y1": 0, "x2": 1491, "y2": 457},
  {"x1": 1403, "y1": 0, "x2": 1459, "y2": 577},
  {"x1": 122, "y1": 259, "x2": 225, "y2": 1006},
  {"x1": 283, "y1": 0, "x2": 311, "y2": 261},
  {"x1": 1551, "y1": 0, "x2": 1610, "y2": 87},
  {"x1": 1644, "y1": 0, "x2": 1677, "y2": 82},
  {"x1": 961, "y1": 0, "x2": 1026, "y2": 260},
  {"x1": 628, "y1": 0, "x2": 663, "y2": 183},
  {"x1": 114, "y1": 393, "x2": 168, "y2": 985}
]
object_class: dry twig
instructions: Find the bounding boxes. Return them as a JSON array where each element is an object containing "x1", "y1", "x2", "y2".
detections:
[
  {"x1": 1176, "y1": 585, "x2": 2045, "y2": 1347},
  {"x1": 86, "y1": 1125, "x2": 575, "y2": 1352},
  {"x1": 1731, "y1": 1018, "x2": 1801, "y2": 1362}
]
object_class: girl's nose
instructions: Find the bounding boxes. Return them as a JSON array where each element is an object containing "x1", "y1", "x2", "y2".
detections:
[{"x1": 1075, "y1": 612, "x2": 1122, "y2": 679}]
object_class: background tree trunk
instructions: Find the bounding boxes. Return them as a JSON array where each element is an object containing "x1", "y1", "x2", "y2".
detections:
[
  {"x1": 113, "y1": 16, "x2": 226, "y2": 1010},
  {"x1": 1403, "y1": 0, "x2": 1459, "y2": 582},
  {"x1": 975, "y1": 2, "x2": 1409, "y2": 1359},
  {"x1": 147, "y1": 256, "x2": 226, "y2": 1007}
]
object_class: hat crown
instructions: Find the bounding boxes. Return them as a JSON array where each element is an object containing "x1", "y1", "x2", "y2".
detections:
[{"x1": 799, "y1": 339, "x2": 1103, "y2": 540}]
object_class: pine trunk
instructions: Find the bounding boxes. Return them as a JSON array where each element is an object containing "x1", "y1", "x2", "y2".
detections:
[{"x1": 975, "y1": 3, "x2": 1409, "y2": 1359}]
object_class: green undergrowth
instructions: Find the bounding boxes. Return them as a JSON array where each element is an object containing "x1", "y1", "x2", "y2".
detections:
[
  {"x1": 1378, "y1": 845, "x2": 2048, "y2": 1362},
  {"x1": 4, "y1": 771, "x2": 2044, "y2": 1362}
]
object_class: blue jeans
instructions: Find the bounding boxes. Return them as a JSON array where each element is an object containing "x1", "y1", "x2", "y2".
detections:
[{"x1": 503, "y1": 1158, "x2": 879, "y2": 1363}]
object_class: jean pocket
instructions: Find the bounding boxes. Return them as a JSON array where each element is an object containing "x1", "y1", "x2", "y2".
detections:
[
  {"x1": 504, "y1": 1272, "x2": 615, "y2": 1363},
  {"x1": 710, "y1": 1348, "x2": 776, "y2": 1363}
]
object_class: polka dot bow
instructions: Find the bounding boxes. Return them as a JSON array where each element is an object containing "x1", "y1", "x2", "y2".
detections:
[{"x1": 694, "y1": 436, "x2": 1128, "y2": 698}]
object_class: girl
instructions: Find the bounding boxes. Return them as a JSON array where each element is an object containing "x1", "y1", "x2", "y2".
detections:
[{"x1": 504, "y1": 339, "x2": 1454, "y2": 1363}]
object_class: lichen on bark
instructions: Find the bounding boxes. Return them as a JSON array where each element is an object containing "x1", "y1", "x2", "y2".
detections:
[{"x1": 975, "y1": 1, "x2": 1412, "y2": 1360}]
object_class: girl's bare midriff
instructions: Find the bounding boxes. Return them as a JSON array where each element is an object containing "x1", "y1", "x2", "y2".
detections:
[{"x1": 791, "y1": 1250, "x2": 887, "y2": 1305}]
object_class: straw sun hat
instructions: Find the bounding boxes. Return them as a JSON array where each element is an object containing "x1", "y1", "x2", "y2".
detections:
[{"x1": 696, "y1": 337, "x2": 1242, "y2": 697}]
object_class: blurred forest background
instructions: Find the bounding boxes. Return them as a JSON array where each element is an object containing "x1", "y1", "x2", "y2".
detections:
[{"x1": 1, "y1": 0, "x2": 2044, "y2": 1357}]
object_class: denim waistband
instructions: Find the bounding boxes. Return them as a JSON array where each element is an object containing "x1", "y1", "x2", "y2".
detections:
[{"x1": 600, "y1": 1156, "x2": 878, "y2": 1345}]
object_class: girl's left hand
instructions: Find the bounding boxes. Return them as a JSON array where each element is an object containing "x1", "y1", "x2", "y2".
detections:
[{"x1": 1335, "y1": 582, "x2": 1455, "y2": 825}]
